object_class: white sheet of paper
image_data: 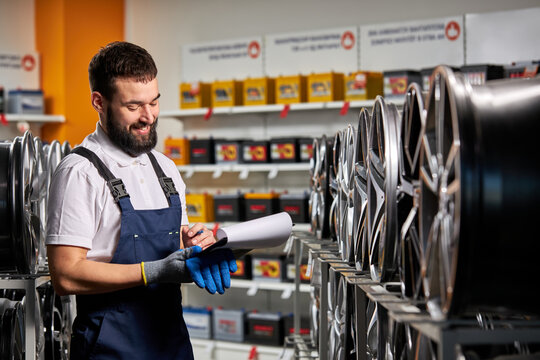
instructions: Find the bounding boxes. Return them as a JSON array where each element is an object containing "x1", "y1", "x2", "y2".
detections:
[{"x1": 215, "y1": 212, "x2": 293, "y2": 249}]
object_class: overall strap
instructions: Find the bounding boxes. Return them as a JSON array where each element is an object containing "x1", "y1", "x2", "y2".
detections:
[
  {"x1": 71, "y1": 147, "x2": 134, "y2": 212},
  {"x1": 146, "y1": 152, "x2": 181, "y2": 207}
]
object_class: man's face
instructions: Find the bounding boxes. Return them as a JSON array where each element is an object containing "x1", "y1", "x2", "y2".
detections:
[{"x1": 102, "y1": 77, "x2": 160, "y2": 156}]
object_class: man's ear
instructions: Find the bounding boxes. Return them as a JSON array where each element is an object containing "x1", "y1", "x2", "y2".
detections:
[{"x1": 91, "y1": 91, "x2": 105, "y2": 114}]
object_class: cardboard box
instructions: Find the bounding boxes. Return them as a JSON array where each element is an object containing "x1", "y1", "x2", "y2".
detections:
[
  {"x1": 244, "y1": 192, "x2": 279, "y2": 220},
  {"x1": 344, "y1": 71, "x2": 383, "y2": 101},
  {"x1": 185, "y1": 193, "x2": 214, "y2": 222},
  {"x1": 307, "y1": 72, "x2": 344, "y2": 102},
  {"x1": 243, "y1": 77, "x2": 275, "y2": 106},
  {"x1": 211, "y1": 80, "x2": 243, "y2": 107},
  {"x1": 164, "y1": 137, "x2": 190, "y2": 165},
  {"x1": 275, "y1": 75, "x2": 307, "y2": 104},
  {"x1": 179, "y1": 82, "x2": 211, "y2": 109}
]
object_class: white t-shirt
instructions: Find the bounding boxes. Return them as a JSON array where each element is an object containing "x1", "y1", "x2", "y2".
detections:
[{"x1": 45, "y1": 123, "x2": 189, "y2": 262}]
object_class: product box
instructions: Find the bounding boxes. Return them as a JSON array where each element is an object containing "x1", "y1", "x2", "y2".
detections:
[
  {"x1": 211, "y1": 80, "x2": 243, "y2": 107},
  {"x1": 244, "y1": 192, "x2": 279, "y2": 220},
  {"x1": 164, "y1": 137, "x2": 190, "y2": 165},
  {"x1": 213, "y1": 308, "x2": 245, "y2": 342},
  {"x1": 307, "y1": 72, "x2": 344, "y2": 103},
  {"x1": 241, "y1": 140, "x2": 269, "y2": 163},
  {"x1": 190, "y1": 138, "x2": 215, "y2": 164},
  {"x1": 230, "y1": 254, "x2": 252, "y2": 280},
  {"x1": 185, "y1": 193, "x2": 214, "y2": 222},
  {"x1": 213, "y1": 193, "x2": 245, "y2": 222},
  {"x1": 504, "y1": 61, "x2": 539, "y2": 79},
  {"x1": 8, "y1": 89, "x2": 44, "y2": 114},
  {"x1": 460, "y1": 64, "x2": 505, "y2": 86},
  {"x1": 283, "y1": 315, "x2": 310, "y2": 336},
  {"x1": 243, "y1": 77, "x2": 275, "y2": 106},
  {"x1": 275, "y1": 75, "x2": 307, "y2": 104},
  {"x1": 270, "y1": 138, "x2": 298, "y2": 163},
  {"x1": 344, "y1": 71, "x2": 383, "y2": 101},
  {"x1": 284, "y1": 257, "x2": 312, "y2": 283},
  {"x1": 179, "y1": 82, "x2": 211, "y2": 109},
  {"x1": 298, "y1": 138, "x2": 313, "y2": 163},
  {"x1": 383, "y1": 70, "x2": 422, "y2": 101},
  {"x1": 251, "y1": 255, "x2": 286, "y2": 282},
  {"x1": 279, "y1": 193, "x2": 309, "y2": 223},
  {"x1": 183, "y1": 306, "x2": 212, "y2": 339},
  {"x1": 215, "y1": 140, "x2": 241, "y2": 164},
  {"x1": 245, "y1": 311, "x2": 285, "y2": 346}
]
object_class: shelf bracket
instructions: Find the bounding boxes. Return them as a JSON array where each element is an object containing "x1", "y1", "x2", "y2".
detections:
[
  {"x1": 281, "y1": 287, "x2": 293, "y2": 299},
  {"x1": 239, "y1": 168, "x2": 250, "y2": 179},
  {"x1": 184, "y1": 168, "x2": 195, "y2": 179},
  {"x1": 212, "y1": 168, "x2": 223, "y2": 179},
  {"x1": 247, "y1": 283, "x2": 259, "y2": 296},
  {"x1": 268, "y1": 168, "x2": 279, "y2": 179}
]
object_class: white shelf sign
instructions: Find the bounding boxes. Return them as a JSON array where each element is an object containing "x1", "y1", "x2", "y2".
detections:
[
  {"x1": 360, "y1": 16, "x2": 464, "y2": 71},
  {"x1": 465, "y1": 7, "x2": 540, "y2": 65},
  {"x1": 0, "y1": 51, "x2": 40, "y2": 92},
  {"x1": 181, "y1": 37, "x2": 264, "y2": 82},
  {"x1": 265, "y1": 26, "x2": 359, "y2": 76}
]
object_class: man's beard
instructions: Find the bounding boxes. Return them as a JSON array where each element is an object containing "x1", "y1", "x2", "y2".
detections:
[{"x1": 106, "y1": 107, "x2": 158, "y2": 157}]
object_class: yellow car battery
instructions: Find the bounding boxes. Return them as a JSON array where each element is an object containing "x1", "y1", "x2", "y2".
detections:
[
  {"x1": 344, "y1": 71, "x2": 383, "y2": 101},
  {"x1": 275, "y1": 75, "x2": 307, "y2": 104},
  {"x1": 211, "y1": 80, "x2": 243, "y2": 107},
  {"x1": 179, "y1": 82, "x2": 211, "y2": 109},
  {"x1": 185, "y1": 193, "x2": 214, "y2": 222},
  {"x1": 307, "y1": 72, "x2": 344, "y2": 102},
  {"x1": 164, "y1": 137, "x2": 190, "y2": 165},
  {"x1": 243, "y1": 77, "x2": 275, "y2": 106}
]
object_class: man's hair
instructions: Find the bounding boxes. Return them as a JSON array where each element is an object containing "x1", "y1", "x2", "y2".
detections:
[{"x1": 88, "y1": 41, "x2": 157, "y2": 100}]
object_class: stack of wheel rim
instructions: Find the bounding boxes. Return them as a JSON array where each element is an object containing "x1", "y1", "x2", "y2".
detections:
[{"x1": 309, "y1": 135, "x2": 332, "y2": 240}]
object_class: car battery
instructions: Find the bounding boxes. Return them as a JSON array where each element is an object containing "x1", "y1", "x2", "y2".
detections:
[
  {"x1": 243, "y1": 77, "x2": 275, "y2": 106},
  {"x1": 460, "y1": 64, "x2": 505, "y2": 86},
  {"x1": 164, "y1": 137, "x2": 190, "y2": 165},
  {"x1": 275, "y1": 75, "x2": 307, "y2": 104},
  {"x1": 179, "y1": 82, "x2": 211, "y2": 109},
  {"x1": 283, "y1": 314, "x2": 310, "y2": 336},
  {"x1": 185, "y1": 193, "x2": 214, "y2": 222},
  {"x1": 307, "y1": 72, "x2": 344, "y2": 103},
  {"x1": 183, "y1": 306, "x2": 212, "y2": 339},
  {"x1": 8, "y1": 89, "x2": 44, "y2": 114},
  {"x1": 279, "y1": 193, "x2": 309, "y2": 223},
  {"x1": 298, "y1": 137, "x2": 314, "y2": 163},
  {"x1": 189, "y1": 138, "x2": 215, "y2": 164},
  {"x1": 211, "y1": 80, "x2": 243, "y2": 107},
  {"x1": 246, "y1": 311, "x2": 285, "y2": 346},
  {"x1": 504, "y1": 60, "x2": 539, "y2": 79},
  {"x1": 270, "y1": 138, "x2": 298, "y2": 163},
  {"x1": 284, "y1": 257, "x2": 312, "y2": 283},
  {"x1": 383, "y1": 70, "x2": 422, "y2": 101},
  {"x1": 420, "y1": 67, "x2": 435, "y2": 92},
  {"x1": 215, "y1": 140, "x2": 241, "y2": 164},
  {"x1": 344, "y1": 71, "x2": 383, "y2": 101},
  {"x1": 251, "y1": 254, "x2": 286, "y2": 282},
  {"x1": 213, "y1": 308, "x2": 245, "y2": 342},
  {"x1": 241, "y1": 140, "x2": 269, "y2": 163},
  {"x1": 244, "y1": 192, "x2": 279, "y2": 220},
  {"x1": 213, "y1": 193, "x2": 245, "y2": 222},
  {"x1": 0, "y1": 86, "x2": 5, "y2": 114},
  {"x1": 230, "y1": 254, "x2": 252, "y2": 280}
]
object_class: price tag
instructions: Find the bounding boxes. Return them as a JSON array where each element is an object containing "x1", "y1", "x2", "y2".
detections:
[{"x1": 304, "y1": 250, "x2": 314, "y2": 278}]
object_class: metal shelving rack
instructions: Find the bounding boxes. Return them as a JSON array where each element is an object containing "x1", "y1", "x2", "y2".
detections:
[
  {"x1": 290, "y1": 232, "x2": 540, "y2": 360},
  {"x1": 0, "y1": 275, "x2": 51, "y2": 360}
]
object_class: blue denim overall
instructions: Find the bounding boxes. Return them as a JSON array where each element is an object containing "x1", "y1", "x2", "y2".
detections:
[{"x1": 69, "y1": 147, "x2": 193, "y2": 360}]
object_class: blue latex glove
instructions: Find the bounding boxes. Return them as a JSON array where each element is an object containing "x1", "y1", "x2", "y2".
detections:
[{"x1": 186, "y1": 248, "x2": 237, "y2": 294}]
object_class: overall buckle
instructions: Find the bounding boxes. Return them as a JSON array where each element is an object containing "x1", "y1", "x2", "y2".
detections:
[
  {"x1": 159, "y1": 177, "x2": 179, "y2": 197},
  {"x1": 108, "y1": 178, "x2": 130, "y2": 202}
]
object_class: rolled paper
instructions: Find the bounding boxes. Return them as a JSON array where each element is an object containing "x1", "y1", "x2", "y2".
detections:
[{"x1": 215, "y1": 212, "x2": 293, "y2": 249}]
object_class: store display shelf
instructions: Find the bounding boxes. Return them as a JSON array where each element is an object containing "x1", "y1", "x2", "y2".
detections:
[
  {"x1": 5, "y1": 114, "x2": 65, "y2": 123},
  {"x1": 190, "y1": 338, "x2": 294, "y2": 359},
  {"x1": 184, "y1": 278, "x2": 310, "y2": 297},
  {"x1": 178, "y1": 162, "x2": 310, "y2": 179},
  {"x1": 161, "y1": 100, "x2": 378, "y2": 118}
]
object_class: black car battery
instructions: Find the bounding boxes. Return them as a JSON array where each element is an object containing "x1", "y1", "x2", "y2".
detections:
[
  {"x1": 245, "y1": 311, "x2": 285, "y2": 346},
  {"x1": 283, "y1": 314, "x2": 311, "y2": 336},
  {"x1": 241, "y1": 140, "x2": 270, "y2": 163},
  {"x1": 244, "y1": 192, "x2": 279, "y2": 220},
  {"x1": 298, "y1": 137, "x2": 314, "y2": 163},
  {"x1": 383, "y1": 70, "x2": 422, "y2": 101},
  {"x1": 279, "y1": 192, "x2": 309, "y2": 223},
  {"x1": 215, "y1": 139, "x2": 242, "y2": 164},
  {"x1": 504, "y1": 60, "x2": 539, "y2": 79},
  {"x1": 460, "y1": 64, "x2": 505, "y2": 86},
  {"x1": 190, "y1": 137, "x2": 215, "y2": 164},
  {"x1": 213, "y1": 193, "x2": 245, "y2": 222},
  {"x1": 270, "y1": 138, "x2": 298, "y2": 163},
  {"x1": 230, "y1": 254, "x2": 252, "y2": 280}
]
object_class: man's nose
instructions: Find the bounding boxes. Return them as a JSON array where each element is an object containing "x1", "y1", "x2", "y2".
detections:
[{"x1": 140, "y1": 104, "x2": 155, "y2": 123}]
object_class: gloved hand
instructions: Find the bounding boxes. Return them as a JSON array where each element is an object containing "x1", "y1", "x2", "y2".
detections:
[
  {"x1": 186, "y1": 248, "x2": 237, "y2": 294},
  {"x1": 142, "y1": 246, "x2": 202, "y2": 285}
]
